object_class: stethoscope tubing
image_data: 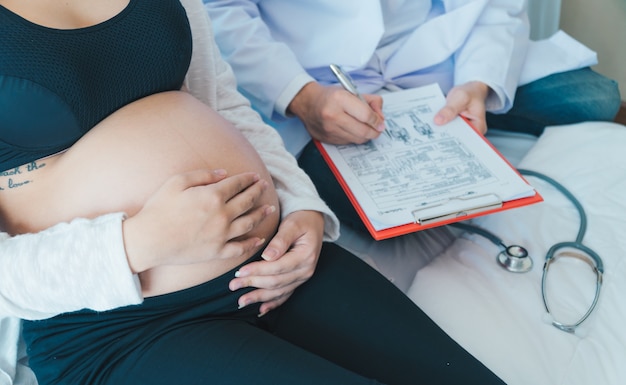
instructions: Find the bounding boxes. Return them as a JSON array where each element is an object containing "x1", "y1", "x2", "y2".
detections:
[{"x1": 449, "y1": 168, "x2": 603, "y2": 334}]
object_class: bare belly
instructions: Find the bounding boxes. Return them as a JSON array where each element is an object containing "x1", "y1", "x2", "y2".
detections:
[{"x1": 0, "y1": 91, "x2": 280, "y2": 296}]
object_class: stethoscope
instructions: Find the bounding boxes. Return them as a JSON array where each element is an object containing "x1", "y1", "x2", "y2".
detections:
[{"x1": 450, "y1": 169, "x2": 604, "y2": 335}]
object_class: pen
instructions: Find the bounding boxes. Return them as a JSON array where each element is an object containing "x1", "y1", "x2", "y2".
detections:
[{"x1": 329, "y1": 63, "x2": 366, "y2": 102}]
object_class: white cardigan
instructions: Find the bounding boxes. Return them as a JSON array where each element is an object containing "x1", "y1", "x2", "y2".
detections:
[{"x1": 0, "y1": 1, "x2": 339, "y2": 383}]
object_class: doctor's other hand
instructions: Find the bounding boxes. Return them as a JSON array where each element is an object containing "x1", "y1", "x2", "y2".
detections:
[
  {"x1": 434, "y1": 81, "x2": 490, "y2": 135},
  {"x1": 123, "y1": 169, "x2": 274, "y2": 274},
  {"x1": 288, "y1": 81, "x2": 385, "y2": 144},
  {"x1": 229, "y1": 210, "x2": 325, "y2": 317}
]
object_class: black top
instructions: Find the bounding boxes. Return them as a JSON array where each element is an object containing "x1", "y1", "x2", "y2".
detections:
[{"x1": 0, "y1": 0, "x2": 193, "y2": 172}]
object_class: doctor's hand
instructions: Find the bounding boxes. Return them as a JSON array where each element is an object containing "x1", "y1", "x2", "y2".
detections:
[
  {"x1": 123, "y1": 169, "x2": 274, "y2": 273},
  {"x1": 229, "y1": 210, "x2": 324, "y2": 317},
  {"x1": 288, "y1": 82, "x2": 385, "y2": 144},
  {"x1": 434, "y1": 81, "x2": 490, "y2": 134}
]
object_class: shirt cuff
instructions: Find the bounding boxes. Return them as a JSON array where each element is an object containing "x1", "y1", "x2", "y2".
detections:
[{"x1": 274, "y1": 73, "x2": 316, "y2": 117}]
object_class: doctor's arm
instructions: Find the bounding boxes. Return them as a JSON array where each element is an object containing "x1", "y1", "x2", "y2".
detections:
[
  {"x1": 435, "y1": 0, "x2": 529, "y2": 133},
  {"x1": 204, "y1": 0, "x2": 384, "y2": 145},
  {"x1": 203, "y1": 0, "x2": 309, "y2": 119}
]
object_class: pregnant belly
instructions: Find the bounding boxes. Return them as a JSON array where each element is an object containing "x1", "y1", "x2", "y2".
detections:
[{"x1": 0, "y1": 91, "x2": 280, "y2": 296}]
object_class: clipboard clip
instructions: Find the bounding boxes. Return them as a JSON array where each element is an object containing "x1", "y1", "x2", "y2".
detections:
[{"x1": 412, "y1": 193, "x2": 502, "y2": 225}]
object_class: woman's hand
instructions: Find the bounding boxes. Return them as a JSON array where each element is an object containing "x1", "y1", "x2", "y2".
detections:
[
  {"x1": 122, "y1": 169, "x2": 275, "y2": 273},
  {"x1": 229, "y1": 210, "x2": 324, "y2": 317},
  {"x1": 434, "y1": 81, "x2": 490, "y2": 134},
  {"x1": 288, "y1": 82, "x2": 385, "y2": 144}
]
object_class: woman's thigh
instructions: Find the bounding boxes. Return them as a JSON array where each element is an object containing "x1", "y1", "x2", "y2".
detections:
[
  {"x1": 267, "y1": 243, "x2": 505, "y2": 385},
  {"x1": 23, "y1": 253, "x2": 377, "y2": 385},
  {"x1": 107, "y1": 320, "x2": 379, "y2": 385}
]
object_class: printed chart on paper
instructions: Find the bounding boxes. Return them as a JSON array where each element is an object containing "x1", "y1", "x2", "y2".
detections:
[{"x1": 321, "y1": 83, "x2": 536, "y2": 230}]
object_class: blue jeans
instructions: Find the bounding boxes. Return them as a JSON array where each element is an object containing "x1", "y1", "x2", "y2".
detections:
[
  {"x1": 299, "y1": 67, "x2": 621, "y2": 234},
  {"x1": 486, "y1": 67, "x2": 621, "y2": 135}
]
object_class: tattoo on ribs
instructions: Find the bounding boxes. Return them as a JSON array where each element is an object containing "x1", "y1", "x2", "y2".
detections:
[{"x1": 0, "y1": 161, "x2": 46, "y2": 190}]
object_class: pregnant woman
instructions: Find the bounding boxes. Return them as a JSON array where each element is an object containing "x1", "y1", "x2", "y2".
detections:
[{"x1": 0, "y1": 0, "x2": 505, "y2": 384}]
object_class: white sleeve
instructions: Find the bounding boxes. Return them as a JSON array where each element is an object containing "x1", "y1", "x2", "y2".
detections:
[
  {"x1": 445, "y1": 0, "x2": 530, "y2": 112},
  {"x1": 0, "y1": 213, "x2": 142, "y2": 320},
  {"x1": 203, "y1": 0, "x2": 314, "y2": 118}
]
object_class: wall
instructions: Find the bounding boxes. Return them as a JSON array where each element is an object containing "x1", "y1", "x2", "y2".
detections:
[
  {"x1": 559, "y1": 0, "x2": 626, "y2": 100},
  {"x1": 527, "y1": 0, "x2": 561, "y2": 40}
]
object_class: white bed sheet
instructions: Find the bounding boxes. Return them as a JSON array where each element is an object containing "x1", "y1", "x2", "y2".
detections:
[{"x1": 408, "y1": 122, "x2": 626, "y2": 385}]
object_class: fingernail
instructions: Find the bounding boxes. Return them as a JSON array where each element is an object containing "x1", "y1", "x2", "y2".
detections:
[
  {"x1": 255, "y1": 238, "x2": 266, "y2": 247},
  {"x1": 265, "y1": 205, "x2": 276, "y2": 215},
  {"x1": 234, "y1": 269, "x2": 250, "y2": 278},
  {"x1": 213, "y1": 169, "x2": 227, "y2": 176},
  {"x1": 261, "y1": 248, "x2": 278, "y2": 261},
  {"x1": 238, "y1": 300, "x2": 249, "y2": 309},
  {"x1": 377, "y1": 123, "x2": 386, "y2": 132},
  {"x1": 229, "y1": 280, "x2": 241, "y2": 291}
]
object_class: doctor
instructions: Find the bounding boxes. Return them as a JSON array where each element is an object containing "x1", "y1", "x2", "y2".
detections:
[{"x1": 204, "y1": 0, "x2": 620, "y2": 233}]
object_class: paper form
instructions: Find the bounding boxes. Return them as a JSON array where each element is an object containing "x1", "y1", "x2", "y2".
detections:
[{"x1": 320, "y1": 83, "x2": 537, "y2": 231}]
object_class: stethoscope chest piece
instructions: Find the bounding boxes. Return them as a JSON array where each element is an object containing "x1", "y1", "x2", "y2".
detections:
[{"x1": 497, "y1": 245, "x2": 533, "y2": 273}]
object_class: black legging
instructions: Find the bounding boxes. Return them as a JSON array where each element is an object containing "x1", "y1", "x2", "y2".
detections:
[{"x1": 23, "y1": 243, "x2": 504, "y2": 385}]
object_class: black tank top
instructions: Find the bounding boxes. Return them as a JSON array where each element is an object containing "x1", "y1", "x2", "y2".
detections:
[{"x1": 0, "y1": 0, "x2": 193, "y2": 172}]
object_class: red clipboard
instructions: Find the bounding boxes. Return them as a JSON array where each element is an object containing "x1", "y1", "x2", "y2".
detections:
[{"x1": 314, "y1": 121, "x2": 543, "y2": 241}]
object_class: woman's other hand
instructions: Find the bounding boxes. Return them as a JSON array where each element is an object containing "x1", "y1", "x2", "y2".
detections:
[
  {"x1": 229, "y1": 210, "x2": 324, "y2": 316},
  {"x1": 122, "y1": 169, "x2": 275, "y2": 273}
]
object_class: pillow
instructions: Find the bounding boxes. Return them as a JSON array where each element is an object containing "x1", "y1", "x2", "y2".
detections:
[{"x1": 408, "y1": 122, "x2": 626, "y2": 385}]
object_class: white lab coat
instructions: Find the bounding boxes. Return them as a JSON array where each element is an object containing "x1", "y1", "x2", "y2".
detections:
[{"x1": 205, "y1": 0, "x2": 596, "y2": 155}]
